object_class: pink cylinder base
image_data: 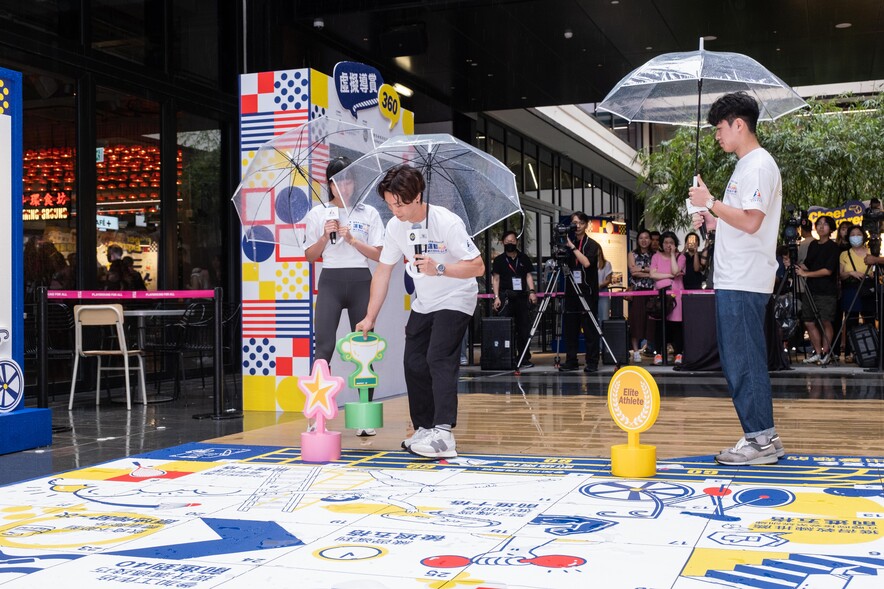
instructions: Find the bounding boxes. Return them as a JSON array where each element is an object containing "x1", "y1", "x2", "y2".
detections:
[{"x1": 300, "y1": 430, "x2": 342, "y2": 463}]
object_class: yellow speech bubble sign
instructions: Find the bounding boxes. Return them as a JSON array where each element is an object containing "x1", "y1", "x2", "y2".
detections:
[
  {"x1": 607, "y1": 365, "x2": 660, "y2": 433},
  {"x1": 377, "y1": 84, "x2": 401, "y2": 130}
]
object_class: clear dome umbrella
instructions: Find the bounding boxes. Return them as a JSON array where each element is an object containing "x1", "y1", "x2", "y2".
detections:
[
  {"x1": 597, "y1": 38, "x2": 808, "y2": 177},
  {"x1": 231, "y1": 116, "x2": 377, "y2": 247},
  {"x1": 331, "y1": 133, "x2": 522, "y2": 239}
]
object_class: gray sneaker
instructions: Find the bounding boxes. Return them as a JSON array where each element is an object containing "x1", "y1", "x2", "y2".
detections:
[
  {"x1": 722, "y1": 434, "x2": 785, "y2": 458},
  {"x1": 715, "y1": 435, "x2": 779, "y2": 466},
  {"x1": 410, "y1": 427, "x2": 457, "y2": 459},
  {"x1": 401, "y1": 427, "x2": 431, "y2": 451}
]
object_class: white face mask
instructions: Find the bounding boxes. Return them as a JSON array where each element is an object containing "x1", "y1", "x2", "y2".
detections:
[{"x1": 849, "y1": 235, "x2": 864, "y2": 248}]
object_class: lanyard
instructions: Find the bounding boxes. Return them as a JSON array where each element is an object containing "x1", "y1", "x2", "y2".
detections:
[
  {"x1": 577, "y1": 236, "x2": 585, "y2": 253},
  {"x1": 506, "y1": 256, "x2": 520, "y2": 274}
]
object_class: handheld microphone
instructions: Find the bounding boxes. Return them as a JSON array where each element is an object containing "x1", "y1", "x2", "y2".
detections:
[
  {"x1": 325, "y1": 206, "x2": 340, "y2": 244},
  {"x1": 408, "y1": 223, "x2": 429, "y2": 273},
  {"x1": 685, "y1": 196, "x2": 708, "y2": 242}
]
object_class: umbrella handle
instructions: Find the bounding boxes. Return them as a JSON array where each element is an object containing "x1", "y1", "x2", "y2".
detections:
[{"x1": 404, "y1": 262, "x2": 427, "y2": 280}]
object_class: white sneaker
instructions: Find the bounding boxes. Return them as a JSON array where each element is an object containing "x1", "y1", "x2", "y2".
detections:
[
  {"x1": 803, "y1": 353, "x2": 821, "y2": 364},
  {"x1": 410, "y1": 427, "x2": 457, "y2": 459},
  {"x1": 401, "y1": 427, "x2": 431, "y2": 451},
  {"x1": 632, "y1": 351, "x2": 641, "y2": 363},
  {"x1": 356, "y1": 428, "x2": 376, "y2": 437},
  {"x1": 722, "y1": 434, "x2": 785, "y2": 458}
]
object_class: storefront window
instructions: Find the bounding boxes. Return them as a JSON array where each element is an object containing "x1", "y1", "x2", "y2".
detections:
[
  {"x1": 92, "y1": 0, "x2": 163, "y2": 67},
  {"x1": 95, "y1": 87, "x2": 161, "y2": 290},
  {"x1": 177, "y1": 112, "x2": 222, "y2": 290},
  {"x1": 538, "y1": 149, "x2": 554, "y2": 204},
  {"x1": 0, "y1": 1, "x2": 81, "y2": 41},
  {"x1": 171, "y1": 0, "x2": 219, "y2": 84},
  {"x1": 20, "y1": 69, "x2": 77, "y2": 300}
]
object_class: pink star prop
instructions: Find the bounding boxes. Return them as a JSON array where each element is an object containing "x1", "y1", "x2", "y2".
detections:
[{"x1": 298, "y1": 359, "x2": 344, "y2": 433}]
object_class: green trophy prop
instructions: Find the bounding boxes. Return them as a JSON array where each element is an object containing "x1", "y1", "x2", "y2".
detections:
[{"x1": 337, "y1": 332, "x2": 386, "y2": 431}]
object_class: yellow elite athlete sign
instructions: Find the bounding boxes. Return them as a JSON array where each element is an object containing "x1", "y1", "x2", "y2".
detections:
[{"x1": 608, "y1": 366, "x2": 660, "y2": 477}]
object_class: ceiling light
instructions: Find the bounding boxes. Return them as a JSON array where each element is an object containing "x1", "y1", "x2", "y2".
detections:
[
  {"x1": 645, "y1": 46, "x2": 653, "y2": 50},
  {"x1": 392, "y1": 83, "x2": 413, "y2": 97},
  {"x1": 564, "y1": 29, "x2": 573, "y2": 39},
  {"x1": 702, "y1": 35, "x2": 717, "y2": 41},
  {"x1": 611, "y1": 0, "x2": 620, "y2": 4},
  {"x1": 835, "y1": 22, "x2": 852, "y2": 29}
]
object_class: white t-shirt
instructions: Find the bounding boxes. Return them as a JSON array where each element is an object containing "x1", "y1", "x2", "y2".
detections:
[
  {"x1": 379, "y1": 204, "x2": 480, "y2": 315},
  {"x1": 713, "y1": 147, "x2": 782, "y2": 294},
  {"x1": 304, "y1": 203, "x2": 384, "y2": 269}
]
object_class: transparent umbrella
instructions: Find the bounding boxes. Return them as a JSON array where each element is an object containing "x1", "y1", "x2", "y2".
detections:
[
  {"x1": 331, "y1": 133, "x2": 521, "y2": 238},
  {"x1": 597, "y1": 38, "x2": 808, "y2": 175},
  {"x1": 231, "y1": 116, "x2": 376, "y2": 246}
]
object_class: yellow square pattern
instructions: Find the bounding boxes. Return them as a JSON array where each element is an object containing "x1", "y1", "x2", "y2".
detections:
[
  {"x1": 310, "y1": 69, "x2": 329, "y2": 109},
  {"x1": 243, "y1": 375, "x2": 279, "y2": 411},
  {"x1": 242, "y1": 262, "x2": 260, "y2": 282},
  {"x1": 259, "y1": 280, "x2": 277, "y2": 300}
]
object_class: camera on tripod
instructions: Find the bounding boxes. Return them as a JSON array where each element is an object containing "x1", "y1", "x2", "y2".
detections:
[
  {"x1": 551, "y1": 222, "x2": 577, "y2": 261},
  {"x1": 781, "y1": 204, "x2": 806, "y2": 245},
  {"x1": 862, "y1": 208, "x2": 883, "y2": 256}
]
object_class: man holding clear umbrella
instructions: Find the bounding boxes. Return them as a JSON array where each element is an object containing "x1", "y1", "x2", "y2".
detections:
[
  {"x1": 689, "y1": 92, "x2": 784, "y2": 466},
  {"x1": 355, "y1": 164, "x2": 484, "y2": 459}
]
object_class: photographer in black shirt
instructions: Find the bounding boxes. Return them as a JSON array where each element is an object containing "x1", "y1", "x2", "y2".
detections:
[
  {"x1": 492, "y1": 231, "x2": 538, "y2": 368},
  {"x1": 560, "y1": 212, "x2": 601, "y2": 373}
]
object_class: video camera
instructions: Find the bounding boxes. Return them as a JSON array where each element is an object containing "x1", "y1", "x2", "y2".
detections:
[
  {"x1": 781, "y1": 204, "x2": 806, "y2": 246},
  {"x1": 551, "y1": 222, "x2": 576, "y2": 261},
  {"x1": 862, "y1": 207, "x2": 883, "y2": 256}
]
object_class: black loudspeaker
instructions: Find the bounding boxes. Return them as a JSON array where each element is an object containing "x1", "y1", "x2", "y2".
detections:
[
  {"x1": 378, "y1": 23, "x2": 428, "y2": 57},
  {"x1": 849, "y1": 324, "x2": 879, "y2": 368},
  {"x1": 602, "y1": 319, "x2": 629, "y2": 365},
  {"x1": 481, "y1": 317, "x2": 515, "y2": 370}
]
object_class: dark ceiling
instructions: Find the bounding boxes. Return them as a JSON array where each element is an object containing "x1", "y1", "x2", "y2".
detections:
[{"x1": 271, "y1": 0, "x2": 884, "y2": 122}]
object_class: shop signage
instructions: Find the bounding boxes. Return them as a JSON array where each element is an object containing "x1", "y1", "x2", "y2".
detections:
[
  {"x1": 22, "y1": 191, "x2": 71, "y2": 221},
  {"x1": 97, "y1": 214, "x2": 119, "y2": 231},
  {"x1": 333, "y1": 61, "x2": 383, "y2": 118}
]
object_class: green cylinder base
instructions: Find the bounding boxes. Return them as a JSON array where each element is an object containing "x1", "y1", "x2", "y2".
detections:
[
  {"x1": 611, "y1": 443, "x2": 657, "y2": 478},
  {"x1": 344, "y1": 401, "x2": 384, "y2": 429}
]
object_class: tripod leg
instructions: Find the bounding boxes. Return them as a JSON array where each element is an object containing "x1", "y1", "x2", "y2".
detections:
[
  {"x1": 515, "y1": 267, "x2": 559, "y2": 369},
  {"x1": 565, "y1": 271, "x2": 620, "y2": 369}
]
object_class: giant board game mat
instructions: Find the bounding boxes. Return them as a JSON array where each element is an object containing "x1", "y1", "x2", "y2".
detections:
[{"x1": 0, "y1": 443, "x2": 882, "y2": 588}]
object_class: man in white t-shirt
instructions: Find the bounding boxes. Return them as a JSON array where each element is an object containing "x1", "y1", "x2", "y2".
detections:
[
  {"x1": 355, "y1": 164, "x2": 484, "y2": 459},
  {"x1": 689, "y1": 91, "x2": 784, "y2": 466}
]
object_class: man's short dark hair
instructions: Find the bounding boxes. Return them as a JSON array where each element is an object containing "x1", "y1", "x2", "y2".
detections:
[
  {"x1": 871, "y1": 197, "x2": 881, "y2": 207},
  {"x1": 571, "y1": 211, "x2": 589, "y2": 224},
  {"x1": 376, "y1": 164, "x2": 425, "y2": 204},
  {"x1": 816, "y1": 215, "x2": 836, "y2": 233},
  {"x1": 649, "y1": 230, "x2": 661, "y2": 238},
  {"x1": 707, "y1": 91, "x2": 761, "y2": 134},
  {"x1": 501, "y1": 230, "x2": 518, "y2": 242}
]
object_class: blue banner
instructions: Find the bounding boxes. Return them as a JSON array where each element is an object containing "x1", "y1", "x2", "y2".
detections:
[{"x1": 333, "y1": 61, "x2": 383, "y2": 118}]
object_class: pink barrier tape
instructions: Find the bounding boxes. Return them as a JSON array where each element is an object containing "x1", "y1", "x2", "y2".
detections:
[
  {"x1": 600, "y1": 289, "x2": 715, "y2": 297},
  {"x1": 478, "y1": 292, "x2": 564, "y2": 299},
  {"x1": 47, "y1": 290, "x2": 216, "y2": 300}
]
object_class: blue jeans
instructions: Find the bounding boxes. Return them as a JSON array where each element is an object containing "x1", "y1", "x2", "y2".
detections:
[{"x1": 715, "y1": 290, "x2": 775, "y2": 438}]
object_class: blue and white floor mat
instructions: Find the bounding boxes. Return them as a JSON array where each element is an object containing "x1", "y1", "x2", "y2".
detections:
[{"x1": 0, "y1": 443, "x2": 881, "y2": 588}]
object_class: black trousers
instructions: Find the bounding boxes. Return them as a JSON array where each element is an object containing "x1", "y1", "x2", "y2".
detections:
[
  {"x1": 563, "y1": 293, "x2": 600, "y2": 367},
  {"x1": 404, "y1": 309, "x2": 472, "y2": 429},
  {"x1": 500, "y1": 293, "x2": 533, "y2": 361}
]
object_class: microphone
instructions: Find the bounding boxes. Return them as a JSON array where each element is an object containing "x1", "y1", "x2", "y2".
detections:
[
  {"x1": 408, "y1": 223, "x2": 428, "y2": 273},
  {"x1": 325, "y1": 206, "x2": 340, "y2": 244}
]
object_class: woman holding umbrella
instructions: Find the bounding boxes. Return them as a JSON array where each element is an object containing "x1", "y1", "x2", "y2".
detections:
[{"x1": 304, "y1": 156, "x2": 385, "y2": 436}]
